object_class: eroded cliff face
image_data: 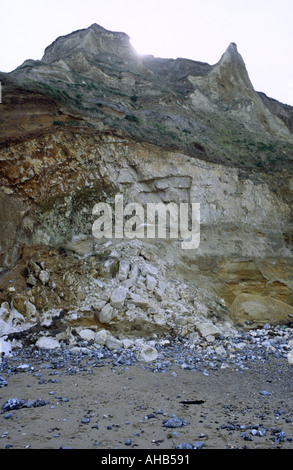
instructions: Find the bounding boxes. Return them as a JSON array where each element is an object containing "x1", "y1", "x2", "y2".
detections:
[{"x1": 1, "y1": 24, "x2": 293, "y2": 352}]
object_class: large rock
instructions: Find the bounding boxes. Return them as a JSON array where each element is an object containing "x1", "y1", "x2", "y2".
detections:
[
  {"x1": 98, "y1": 303, "x2": 115, "y2": 324},
  {"x1": 195, "y1": 321, "x2": 221, "y2": 339},
  {"x1": 105, "y1": 335, "x2": 123, "y2": 350},
  {"x1": 0, "y1": 338, "x2": 12, "y2": 357},
  {"x1": 79, "y1": 328, "x2": 95, "y2": 341},
  {"x1": 110, "y1": 286, "x2": 128, "y2": 309},
  {"x1": 117, "y1": 260, "x2": 130, "y2": 281},
  {"x1": 137, "y1": 344, "x2": 158, "y2": 362},
  {"x1": 94, "y1": 329, "x2": 123, "y2": 350},
  {"x1": 230, "y1": 293, "x2": 293, "y2": 327},
  {"x1": 94, "y1": 329, "x2": 111, "y2": 345},
  {"x1": 146, "y1": 274, "x2": 157, "y2": 291},
  {"x1": 36, "y1": 336, "x2": 61, "y2": 349}
]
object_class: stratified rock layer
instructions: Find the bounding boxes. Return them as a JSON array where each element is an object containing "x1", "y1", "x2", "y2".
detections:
[{"x1": 1, "y1": 24, "x2": 293, "y2": 349}]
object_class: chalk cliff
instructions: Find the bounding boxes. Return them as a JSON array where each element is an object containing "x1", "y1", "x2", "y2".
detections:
[{"x1": 1, "y1": 24, "x2": 293, "y2": 350}]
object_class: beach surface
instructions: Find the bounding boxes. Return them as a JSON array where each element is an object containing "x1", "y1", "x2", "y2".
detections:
[{"x1": 0, "y1": 347, "x2": 292, "y2": 451}]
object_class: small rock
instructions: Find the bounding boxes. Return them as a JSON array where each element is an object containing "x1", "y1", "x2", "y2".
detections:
[
  {"x1": 140, "y1": 263, "x2": 158, "y2": 278},
  {"x1": 24, "y1": 400, "x2": 35, "y2": 408},
  {"x1": 128, "y1": 293, "x2": 150, "y2": 309},
  {"x1": 287, "y1": 350, "x2": 293, "y2": 364},
  {"x1": 129, "y1": 263, "x2": 139, "y2": 281},
  {"x1": 240, "y1": 432, "x2": 253, "y2": 441},
  {"x1": 163, "y1": 415, "x2": 189, "y2": 428},
  {"x1": 100, "y1": 258, "x2": 119, "y2": 278},
  {"x1": 258, "y1": 427, "x2": 267, "y2": 437},
  {"x1": 33, "y1": 399, "x2": 48, "y2": 407},
  {"x1": 27, "y1": 274, "x2": 37, "y2": 287},
  {"x1": 63, "y1": 273, "x2": 74, "y2": 286},
  {"x1": 39, "y1": 270, "x2": 50, "y2": 286},
  {"x1": 193, "y1": 441, "x2": 205, "y2": 449},
  {"x1": 26, "y1": 260, "x2": 41, "y2": 277},
  {"x1": 16, "y1": 364, "x2": 32, "y2": 372},
  {"x1": 175, "y1": 443, "x2": 193, "y2": 449},
  {"x1": 0, "y1": 377, "x2": 8, "y2": 388},
  {"x1": 81, "y1": 417, "x2": 90, "y2": 424},
  {"x1": 2, "y1": 398, "x2": 26, "y2": 411},
  {"x1": 25, "y1": 300, "x2": 37, "y2": 317},
  {"x1": 215, "y1": 345, "x2": 226, "y2": 356}
]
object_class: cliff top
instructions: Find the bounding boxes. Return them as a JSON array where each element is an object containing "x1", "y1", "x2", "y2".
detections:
[{"x1": 2, "y1": 23, "x2": 293, "y2": 172}]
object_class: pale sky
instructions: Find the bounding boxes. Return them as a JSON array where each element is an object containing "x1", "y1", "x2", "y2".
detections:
[{"x1": 1, "y1": 0, "x2": 293, "y2": 105}]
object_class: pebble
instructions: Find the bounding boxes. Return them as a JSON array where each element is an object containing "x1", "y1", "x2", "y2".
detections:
[
  {"x1": 0, "y1": 376, "x2": 7, "y2": 388},
  {"x1": 3, "y1": 322, "x2": 290, "y2": 377},
  {"x1": 81, "y1": 417, "x2": 90, "y2": 424},
  {"x1": 163, "y1": 415, "x2": 189, "y2": 428},
  {"x1": 175, "y1": 443, "x2": 193, "y2": 449},
  {"x1": 16, "y1": 364, "x2": 32, "y2": 372},
  {"x1": 193, "y1": 441, "x2": 205, "y2": 449},
  {"x1": 2, "y1": 398, "x2": 26, "y2": 411},
  {"x1": 176, "y1": 441, "x2": 205, "y2": 449}
]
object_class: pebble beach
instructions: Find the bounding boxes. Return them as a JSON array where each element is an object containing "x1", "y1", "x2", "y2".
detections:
[{"x1": 1, "y1": 324, "x2": 293, "y2": 451}]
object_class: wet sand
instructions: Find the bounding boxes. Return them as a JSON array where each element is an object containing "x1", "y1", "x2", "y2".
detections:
[{"x1": 0, "y1": 352, "x2": 292, "y2": 451}]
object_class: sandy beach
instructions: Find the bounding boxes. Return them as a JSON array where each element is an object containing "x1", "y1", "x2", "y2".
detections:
[{"x1": 0, "y1": 346, "x2": 292, "y2": 451}]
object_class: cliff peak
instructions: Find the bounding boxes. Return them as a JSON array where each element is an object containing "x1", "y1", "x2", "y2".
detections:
[
  {"x1": 41, "y1": 23, "x2": 136, "y2": 64},
  {"x1": 209, "y1": 41, "x2": 255, "y2": 96},
  {"x1": 216, "y1": 41, "x2": 248, "y2": 72}
]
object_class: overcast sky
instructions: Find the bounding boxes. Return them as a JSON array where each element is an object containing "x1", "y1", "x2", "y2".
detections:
[{"x1": 1, "y1": 0, "x2": 292, "y2": 105}]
